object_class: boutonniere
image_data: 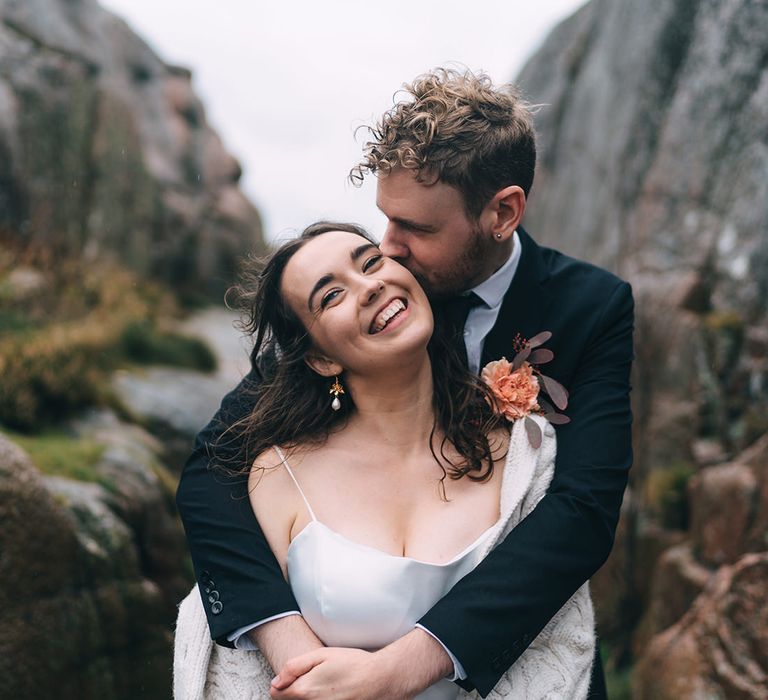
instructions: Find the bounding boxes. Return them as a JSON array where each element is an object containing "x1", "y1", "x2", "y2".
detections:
[{"x1": 481, "y1": 331, "x2": 570, "y2": 448}]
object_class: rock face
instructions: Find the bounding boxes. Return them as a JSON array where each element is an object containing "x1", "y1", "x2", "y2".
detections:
[
  {"x1": 635, "y1": 553, "x2": 768, "y2": 700},
  {"x1": 0, "y1": 0, "x2": 265, "y2": 301},
  {"x1": 516, "y1": 0, "x2": 768, "y2": 691},
  {"x1": 0, "y1": 416, "x2": 191, "y2": 699},
  {"x1": 110, "y1": 307, "x2": 250, "y2": 467},
  {"x1": 518, "y1": 0, "x2": 768, "y2": 462}
]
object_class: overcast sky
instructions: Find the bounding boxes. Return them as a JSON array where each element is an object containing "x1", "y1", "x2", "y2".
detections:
[{"x1": 100, "y1": 0, "x2": 585, "y2": 243}]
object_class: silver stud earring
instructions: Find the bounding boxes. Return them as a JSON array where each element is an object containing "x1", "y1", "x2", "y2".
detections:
[
  {"x1": 329, "y1": 376, "x2": 345, "y2": 411},
  {"x1": 495, "y1": 233, "x2": 503, "y2": 240}
]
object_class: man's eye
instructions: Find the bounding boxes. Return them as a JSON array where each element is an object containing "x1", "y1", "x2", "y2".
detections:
[
  {"x1": 320, "y1": 288, "x2": 342, "y2": 309},
  {"x1": 362, "y1": 254, "x2": 383, "y2": 272}
]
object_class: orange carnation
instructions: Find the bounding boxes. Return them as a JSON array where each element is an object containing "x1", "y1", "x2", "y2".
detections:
[{"x1": 481, "y1": 358, "x2": 540, "y2": 421}]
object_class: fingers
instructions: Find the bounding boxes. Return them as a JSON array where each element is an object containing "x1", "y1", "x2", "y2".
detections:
[{"x1": 271, "y1": 650, "x2": 325, "y2": 690}]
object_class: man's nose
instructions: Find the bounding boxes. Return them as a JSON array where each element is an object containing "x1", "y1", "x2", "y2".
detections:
[{"x1": 380, "y1": 224, "x2": 409, "y2": 260}]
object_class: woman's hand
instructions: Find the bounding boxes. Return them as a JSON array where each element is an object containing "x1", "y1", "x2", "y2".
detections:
[{"x1": 269, "y1": 647, "x2": 414, "y2": 700}]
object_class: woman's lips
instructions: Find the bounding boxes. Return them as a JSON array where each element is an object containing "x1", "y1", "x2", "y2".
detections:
[{"x1": 369, "y1": 297, "x2": 409, "y2": 334}]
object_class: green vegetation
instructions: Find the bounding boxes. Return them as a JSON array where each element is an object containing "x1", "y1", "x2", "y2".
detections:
[
  {"x1": 5, "y1": 429, "x2": 112, "y2": 490},
  {"x1": 703, "y1": 310, "x2": 744, "y2": 333},
  {"x1": 601, "y1": 641, "x2": 633, "y2": 700},
  {"x1": 644, "y1": 462, "x2": 697, "y2": 530},
  {"x1": 119, "y1": 321, "x2": 215, "y2": 371},
  {"x1": 605, "y1": 662, "x2": 633, "y2": 700},
  {"x1": 0, "y1": 256, "x2": 216, "y2": 433}
]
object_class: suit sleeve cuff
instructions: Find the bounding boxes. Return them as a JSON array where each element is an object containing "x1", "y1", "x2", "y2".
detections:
[
  {"x1": 227, "y1": 611, "x2": 303, "y2": 650},
  {"x1": 415, "y1": 623, "x2": 467, "y2": 681}
]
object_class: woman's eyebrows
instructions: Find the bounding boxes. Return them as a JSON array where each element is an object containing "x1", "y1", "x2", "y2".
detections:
[
  {"x1": 308, "y1": 273, "x2": 334, "y2": 311},
  {"x1": 307, "y1": 244, "x2": 381, "y2": 310},
  {"x1": 350, "y1": 243, "x2": 378, "y2": 260}
]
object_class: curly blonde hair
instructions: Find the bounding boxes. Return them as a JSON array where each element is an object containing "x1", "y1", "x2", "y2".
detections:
[{"x1": 350, "y1": 68, "x2": 537, "y2": 218}]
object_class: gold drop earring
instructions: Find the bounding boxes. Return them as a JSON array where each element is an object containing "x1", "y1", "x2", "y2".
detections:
[{"x1": 329, "y1": 376, "x2": 345, "y2": 411}]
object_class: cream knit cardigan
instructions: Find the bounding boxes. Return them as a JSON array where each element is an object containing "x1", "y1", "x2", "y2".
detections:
[{"x1": 174, "y1": 416, "x2": 595, "y2": 699}]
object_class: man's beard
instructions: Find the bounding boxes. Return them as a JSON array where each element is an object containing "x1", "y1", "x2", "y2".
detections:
[{"x1": 418, "y1": 227, "x2": 488, "y2": 299}]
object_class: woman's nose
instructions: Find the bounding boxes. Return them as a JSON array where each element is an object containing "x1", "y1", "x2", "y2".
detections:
[{"x1": 361, "y1": 278, "x2": 385, "y2": 305}]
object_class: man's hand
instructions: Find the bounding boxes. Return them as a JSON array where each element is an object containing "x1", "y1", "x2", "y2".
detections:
[
  {"x1": 270, "y1": 648, "x2": 404, "y2": 700},
  {"x1": 269, "y1": 628, "x2": 453, "y2": 700},
  {"x1": 249, "y1": 614, "x2": 324, "y2": 676}
]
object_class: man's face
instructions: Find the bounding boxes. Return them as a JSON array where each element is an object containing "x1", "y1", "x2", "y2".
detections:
[{"x1": 376, "y1": 168, "x2": 493, "y2": 297}]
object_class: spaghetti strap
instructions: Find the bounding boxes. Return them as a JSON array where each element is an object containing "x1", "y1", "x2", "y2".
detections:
[{"x1": 273, "y1": 446, "x2": 318, "y2": 522}]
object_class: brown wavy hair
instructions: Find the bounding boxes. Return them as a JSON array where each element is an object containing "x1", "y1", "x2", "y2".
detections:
[
  {"x1": 220, "y1": 221, "x2": 504, "y2": 487},
  {"x1": 350, "y1": 67, "x2": 537, "y2": 218}
]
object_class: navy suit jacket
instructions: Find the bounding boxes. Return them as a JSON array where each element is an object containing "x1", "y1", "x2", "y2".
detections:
[{"x1": 176, "y1": 227, "x2": 634, "y2": 697}]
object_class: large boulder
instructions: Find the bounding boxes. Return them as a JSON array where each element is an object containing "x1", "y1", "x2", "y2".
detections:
[
  {"x1": 634, "y1": 553, "x2": 768, "y2": 700},
  {"x1": 518, "y1": 0, "x2": 768, "y2": 460},
  {"x1": 689, "y1": 461, "x2": 758, "y2": 566},
  {"x1": 634, "y1": 433, "x2": 768, "y2": 692},
  {"x1": 0, "y1": 0, "x2": 266, "y2": 301},
  {"x1": 516, "y1": 0, "x2": 768, "y2": 675},
  {"x1": 0, "y1": 418, "x2": 190, "y2": 699}
]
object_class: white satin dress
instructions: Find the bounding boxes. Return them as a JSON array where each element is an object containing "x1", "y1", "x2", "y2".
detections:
[{"x1": 274, "y1": 446, "x2": 497, "y2": 700}]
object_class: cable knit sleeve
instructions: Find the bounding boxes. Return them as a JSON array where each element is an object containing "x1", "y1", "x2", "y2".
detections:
[
  {"x1": 457, "y1": 418, "x2": 596, "y2": 699},
  {"x1": 174, "y1": 589, "x2": 275, "y2": 699}
]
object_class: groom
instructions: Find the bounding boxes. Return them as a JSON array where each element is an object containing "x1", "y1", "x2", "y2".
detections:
[{"x1": 177, "y1": 68, "x2": 633, "y2": 698}]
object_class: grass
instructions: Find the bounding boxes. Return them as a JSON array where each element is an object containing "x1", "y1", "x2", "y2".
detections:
[
  {"x1": 119, "y1": 321, "x2": 216, "y2": 371},
  {"x1": 4, "y1": 429, "x2": 114, "y2": 491},
  {"x1": 0, "y1": 256, "x2": 216, "y2": 432}
]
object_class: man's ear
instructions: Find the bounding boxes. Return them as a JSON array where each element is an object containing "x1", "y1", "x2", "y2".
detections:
[
  {"x1": 482, "y1": 185, "x2": 526, "y2": 242},
  {"x1": 304, "y1": 352, "x2": 344, "y2": 378}
]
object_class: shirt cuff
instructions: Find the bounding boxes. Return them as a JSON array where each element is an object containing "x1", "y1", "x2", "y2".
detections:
[
  {"x1": 415, "y1": 623, "x2": 467, "y2": 681},
  {"x1": 227, "y1": 611, "x2": 303, "y2": 650}
]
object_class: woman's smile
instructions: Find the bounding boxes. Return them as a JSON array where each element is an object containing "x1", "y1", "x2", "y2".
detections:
[
  {"x1": 369, "y1": 297, "x2": 409, "y2": 334},
  {"x1": 280, "y1": 229, "x2": 433, "y2": 375}
]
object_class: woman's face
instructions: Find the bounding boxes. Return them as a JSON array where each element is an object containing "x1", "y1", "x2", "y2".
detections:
[{"x1": 281, "y1": 230, "x2": 433, "y2": 377}]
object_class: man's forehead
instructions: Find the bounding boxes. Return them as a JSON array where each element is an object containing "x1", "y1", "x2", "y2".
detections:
[{"x1": 376, "y1": 170, "x2": 457, "y2": 214}]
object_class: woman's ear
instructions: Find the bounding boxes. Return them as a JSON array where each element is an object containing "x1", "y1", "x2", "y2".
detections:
[{"x1": 304, "y1": 352, "x2": 343, "y2": 378}]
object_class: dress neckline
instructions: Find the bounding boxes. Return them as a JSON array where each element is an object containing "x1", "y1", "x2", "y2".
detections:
[{"x1": 287, "y1": 517, "x2": 501, "y2": 568}]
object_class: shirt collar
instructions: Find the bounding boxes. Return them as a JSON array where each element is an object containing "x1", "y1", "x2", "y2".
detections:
[{"x1": 468, "y1": 230, "x2": 522, "y2": 309}]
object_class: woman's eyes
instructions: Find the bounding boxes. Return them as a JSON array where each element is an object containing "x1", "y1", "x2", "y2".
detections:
[
  {"x1": 320, "y1": 288, "x2": 342, "y2": 309},
  {"x1": 319, "y1": 254, "x2": 384, "y2": 309},
  {"x1": 362, "y1": 254, "x2": 383, "y2": 272}
]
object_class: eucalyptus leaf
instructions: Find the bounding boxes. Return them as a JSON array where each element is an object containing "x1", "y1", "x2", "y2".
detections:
[
  {"x1": 540, "y1": 374, "x2": 569, "y2": 410},
  {"x1": 511, "y1": 345, "x2": 531, "y2": 371},
  {"x1": 528, "y1": 348, "x2": 554, "y2": 364},
  {"x1": 524, "y1": 416, "x2": 542, "y2": 448},
  {"x1": 538, "y1": 396, "x2": 555, "y2": 415},
  {"x1": 546, "y1": 413, "x2": 571, "y2": 425},
  {"x1": 527, "y1": 331, "x2": 553, "y2": 349}
]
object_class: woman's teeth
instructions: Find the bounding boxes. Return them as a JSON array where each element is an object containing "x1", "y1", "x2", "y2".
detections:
[{"x1": 370, "y1": 299, "x2": 406, "y2": 334}]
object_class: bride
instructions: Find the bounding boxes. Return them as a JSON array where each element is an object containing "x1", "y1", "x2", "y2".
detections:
[{"x1": 174, "y1": 222, "x2": 594, "y2": 700}]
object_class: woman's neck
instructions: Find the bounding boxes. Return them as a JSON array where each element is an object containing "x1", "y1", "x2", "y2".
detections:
[{"x1": 343, "y1": 355, "x2": 435, "y2": 451}]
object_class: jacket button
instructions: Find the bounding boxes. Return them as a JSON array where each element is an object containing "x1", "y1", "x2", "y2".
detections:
[
  {"x1": 208, "y1": 591, "x2": 220, "y2": 603},
  {"x1": 211, "y1": 601, "x2": 223, "y2": 615}
]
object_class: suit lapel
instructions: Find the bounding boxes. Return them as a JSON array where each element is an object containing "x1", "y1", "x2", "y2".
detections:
[{"x1": 481, "y1": 226, "x2": 553, "y2": 366}]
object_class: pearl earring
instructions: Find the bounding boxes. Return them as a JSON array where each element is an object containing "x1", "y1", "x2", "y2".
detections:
[{"x1": 329, "y1": 376, "x2": 345, "y2": 411}]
